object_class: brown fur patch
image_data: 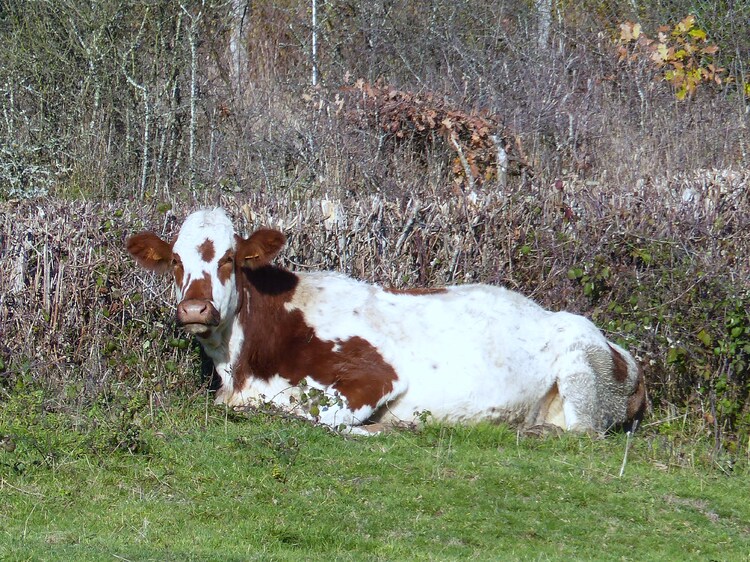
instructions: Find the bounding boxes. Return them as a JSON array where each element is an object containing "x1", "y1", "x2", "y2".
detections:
[
  {"x1": 174, "y1": 262, "x2": 184, "y2": 288},
  {"x1": 626, "y1": 368, "x2": 648, "y2": 422},
  {"x1": 609, "y1": 344, "x2": 629, "y2": 383},
  {"x1": 198, "y1": 239, "x2": 215, "y2": 263},
  {"x1": 217, "y1": 250, "x2": 233, "y2": 285},
  {"x1": 232, "y1": 265, "x2": 398, "y2": 411},
  {"x1": 383, "y1": 286, "x2": 448, "y2": 295},
  {"x1": 183, "y1": 272, "x2": 213, "y2": 301}
]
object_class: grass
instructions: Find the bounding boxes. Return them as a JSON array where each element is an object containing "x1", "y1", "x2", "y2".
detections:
[{"x1": 1, "y1": 395, "x2": 749, "y2": 561}]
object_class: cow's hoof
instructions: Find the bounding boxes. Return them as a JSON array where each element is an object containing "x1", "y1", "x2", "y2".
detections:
[{"x1": 341, "y1": 424, "x2": 384, "y2": 436}]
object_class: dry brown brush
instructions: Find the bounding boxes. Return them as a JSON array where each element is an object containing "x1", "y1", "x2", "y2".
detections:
[{"x1": 1, "y1": 175, "x2": 749, "y2": 440}]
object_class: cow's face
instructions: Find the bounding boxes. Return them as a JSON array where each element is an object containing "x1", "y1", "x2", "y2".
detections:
[{"x1": 127, "y1": 209, "x2": 285, "y2": 338}]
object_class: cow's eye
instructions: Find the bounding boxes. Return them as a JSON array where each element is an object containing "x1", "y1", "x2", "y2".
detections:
[{"x1": 219, "y1": 255, "x2": 234, "y2": 268}]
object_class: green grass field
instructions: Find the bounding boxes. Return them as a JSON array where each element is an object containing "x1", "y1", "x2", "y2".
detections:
[{"x1": 1, "y1": 395, "x2": 748, "y2": 561}]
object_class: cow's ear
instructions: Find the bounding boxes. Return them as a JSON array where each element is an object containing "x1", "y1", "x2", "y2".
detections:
[
  {"x1": 237, "y1": 229, "x2": 286, "y2": 269},
  {"x1": 126, "y1": 232, "x2": 173, "y2": 274}
]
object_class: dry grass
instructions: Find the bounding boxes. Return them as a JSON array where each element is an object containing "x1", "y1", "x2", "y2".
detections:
[{"x1": 1, "y1": 172, "x2": 748, "y2": 437}]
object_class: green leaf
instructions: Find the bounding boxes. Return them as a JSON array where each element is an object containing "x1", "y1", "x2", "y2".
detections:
[
  {"x1": 583, "y1": 282, "x2": 594, "y2": 297},
  {"x1": 697, "y1": 329, "x2": 712, "y2": 347},
  {"x1": 666, "y1": 347, "x2": 683, "y2": 364}
]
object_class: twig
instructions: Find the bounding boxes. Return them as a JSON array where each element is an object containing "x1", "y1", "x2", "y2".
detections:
[
  {"x1": 394, "y1": 200, "x2": 420, "y2": 255},
  {"x1": 1, "y1": 478, "x2": 45, "y2": 498},
  {"x1": 450, "y1": 134, "x2": 475, "y2": 193},
  {"x1": 490, "y1": 134, "x2": 508, "y2": 192},
  {"x1": 619, "y1": 422, "x2": 637, "y2": 477}
]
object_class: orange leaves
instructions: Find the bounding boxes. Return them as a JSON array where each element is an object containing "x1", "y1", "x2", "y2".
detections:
[
  {"x1": 616, "y1": 15, "x2": 724, "y2": 100},
  {"x1": 343, "y1": 80, "x2": 526, "y2": 189}
]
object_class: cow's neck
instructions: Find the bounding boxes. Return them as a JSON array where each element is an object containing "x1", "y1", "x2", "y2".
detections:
[
  {"x1": 196, "y1": 286, "x2": 248, "y2": 394},
  {"x1": 199, "y1": 266, "x2": 299, "y2": 398}
]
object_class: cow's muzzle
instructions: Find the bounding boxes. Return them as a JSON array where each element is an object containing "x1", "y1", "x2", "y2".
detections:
[{"x1": 176, "y1": 299, "x2": 221, "y2": 335}]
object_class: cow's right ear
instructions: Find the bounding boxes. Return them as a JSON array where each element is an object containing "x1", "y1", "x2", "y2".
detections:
[
  {"x1": 126, "y1": 232, "x2": 173, "y2": 274},
  {"x1": 236, "y1": 229, "x2": 286, "y2": 269}
]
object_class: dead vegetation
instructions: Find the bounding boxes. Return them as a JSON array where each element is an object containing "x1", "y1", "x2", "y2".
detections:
[{"x1": 1, "y1": 171, "x2": 749, "y2": 439}]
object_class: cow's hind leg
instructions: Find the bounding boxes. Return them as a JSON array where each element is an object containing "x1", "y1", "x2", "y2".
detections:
[
  {"x1": 557, "y1": 371, "x2": 599, "y2": 432},
  {"x1": 552, "y1": 347, "x2": 607, "y2": 432},
  {"x1": 525, "y1": 381, "x2": 567, "y2": 430}
]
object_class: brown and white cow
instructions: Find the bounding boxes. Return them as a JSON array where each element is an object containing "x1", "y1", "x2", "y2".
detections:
[{"x1": 127, "y1": 208, "x2": 646, "y2": 434}]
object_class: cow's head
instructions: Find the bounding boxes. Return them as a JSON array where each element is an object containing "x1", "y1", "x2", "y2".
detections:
[{"x1": 127, "y1": 209, "x2": 286, "y2": 338}]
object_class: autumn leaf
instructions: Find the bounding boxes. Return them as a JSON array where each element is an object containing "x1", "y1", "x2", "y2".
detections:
[
  {"x1": 619, "y1": 21, "x2": 641, "y2": 42},
  {"x1": 651, "y1": 43, "x2": 669, "y2": 64},
  {"x1": 674, "y1": 14, "x2": 695, "y2": 35}
]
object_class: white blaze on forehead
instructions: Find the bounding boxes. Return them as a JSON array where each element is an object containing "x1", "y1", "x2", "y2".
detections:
[
  {"x1": 173, "y1": 208, "x2": 236, "y2": 265},
  {"x1": 172, "y1": 208, "x2": 238, "y2": 315}
]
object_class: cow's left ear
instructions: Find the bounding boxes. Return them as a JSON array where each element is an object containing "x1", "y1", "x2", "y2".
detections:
[{"x1": 236, "y1": 229, "x2": 286, "y2": 269}]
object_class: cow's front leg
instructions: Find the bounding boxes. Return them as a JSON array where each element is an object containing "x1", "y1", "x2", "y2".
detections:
[{"x1": 298, "y1": 381, "x2": 377, "y2": 431}]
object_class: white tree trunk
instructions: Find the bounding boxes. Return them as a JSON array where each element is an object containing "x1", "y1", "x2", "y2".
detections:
[
  {"x1": 536, "y1": 0, "x2": 552, "y2": 50},
  {"x1": 230, "y1": 0, "x2": 248, "y2": 93}
]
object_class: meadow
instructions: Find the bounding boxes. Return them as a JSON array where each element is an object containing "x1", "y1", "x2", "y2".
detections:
[{"x1": 2, "y1": 394, "x2": 749, "y2": 561}]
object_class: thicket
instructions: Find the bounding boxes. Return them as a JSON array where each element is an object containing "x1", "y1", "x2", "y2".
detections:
[{"x1": 0, "y1": 1, "x2": 749, "y2": 444}]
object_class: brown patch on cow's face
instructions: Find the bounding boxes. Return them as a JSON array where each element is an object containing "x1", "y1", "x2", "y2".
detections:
[
  {"x1": 232, "y1": 266, "x2": 398, "y2": 411},
  {"x1": 198, "y1": 239, "x2": 215, "y2": 262},
  {"x1": 609, "y1": 344, "x2": 629, "y2": 383},
  {"x1": 183, "y1": 271, "x2": 213, "y2": 301},
  {"x1": 173, "y1": 254, "x2": 184, "y2": 288},
  {"x1": 217, "y1": 250, "x2": 234, "y2": 285},
  {"x1": 383, "y1": 287, "x2": 448, "y2": 295}
]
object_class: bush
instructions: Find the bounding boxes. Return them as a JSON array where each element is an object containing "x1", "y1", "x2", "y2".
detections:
[{"x1": 2, "y1": 177, "x2": 749, "y2": 439}]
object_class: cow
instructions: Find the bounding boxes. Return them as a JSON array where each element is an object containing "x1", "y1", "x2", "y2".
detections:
[{"x1": 126, "y1": 208, "x2": 647, "y2": 435}]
